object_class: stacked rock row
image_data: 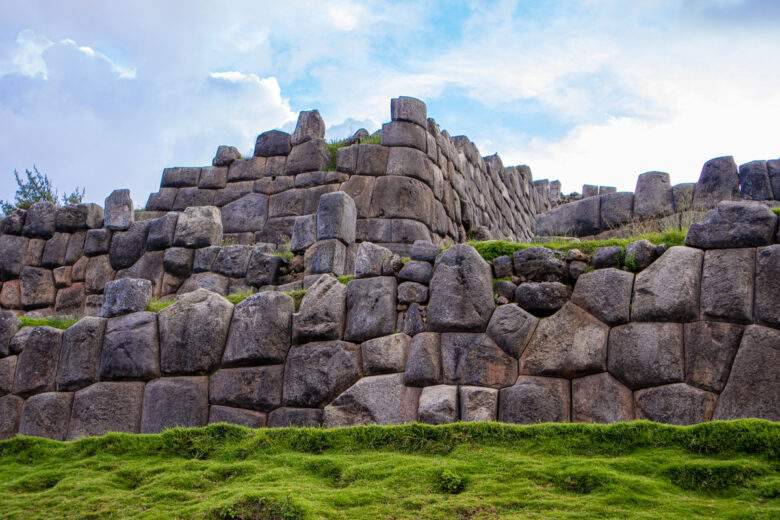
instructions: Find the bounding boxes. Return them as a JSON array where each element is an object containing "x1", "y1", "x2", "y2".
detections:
[
  {"x1": 0, "y1": 201, "x2": 776, "y2": 440},
  {"x1": 536, "y1": 156, "x2": 780, "y2": 237},
  {"x1": 144, "y1": 96, "x2": 558, "y2": 252}
]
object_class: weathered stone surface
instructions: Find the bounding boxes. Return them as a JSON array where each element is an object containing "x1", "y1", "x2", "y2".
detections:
[
  {"x1": 210, "y1": 365, "x2": 283, "y2": 412},
  {"x1": 55, "y1": 317, "x2": 106, "y2": 391},
  {"x1": 20, "y1": 267, "x2": 55, "y2": 308},
  {"x1": 498, "y1": 376, "x2": 570, "y2": 423},
  {"x1": 534, "y1": 196, "x2": 600, "y2": 236},
  {"x1": 428, "y1": 244, "x2": 494, "y2": 332},
  {"x1": 0, "y1": 280, "x2": 21, "y2": 309},
  {"x1": 211, "y1": 245, "x2": 251, "y2": 277},
  {"x1": 458, "y1": 386, "x2": 497, "y2": 422},
  {"x1": 441, "y1": 333, "x2": 517, "y2": 388},
  {"x1": 769, "y1": 159, "x2": 780, "y2": 201},
  {"x1": 624, "y1": 239, "x2": 659, "y2": 272},
  {"x1": 41, "y1": 232, "x2": 69, "y2": 267},
  {"x1": 317, "y1": 191, "x2": 357, "y2": 244},
  {"x1": 343, "y1": 276, "x2": 396, "y2": 342},
  {"x1": 173, "y1": 185, "x2": 216, "y2": 208},
  {"x1": 0, "y1": 208, "x2": 26, "y2": 235},
  {"x1": 198, "y1": 166, "x2": 228, "y2": 190},
  {"x1": 173, "y1": 206, "x2": 223, "y2": 248},
  {"x1": 22, "y1": 201, "x2": 56, "y2": 238},
  {"x1": 590, "y1": 246, "x2": 624, "y2": 270},
  {"x1": 634, "y1": 171, "x2": 674, "y2": 220},
  {"x1": 632, "y1": 246, "x2": 702, "y2": 322},
  {"x1": 418, "y1": 384, "x2": 458, "y2": 424},
  {"x1": 209, "y1": 405, "x2": 266, "y2": 427},
  {"x1": 64, "y1": 232, "x2": 86, "y2": 265},
  {"x1": 401, "y1": 303, "x2": 428, "y2": 336},
  {"x1": 141, "y1": 376, "x2": 209, "y2": 433},
  {"x1": 100, "y1": 278, "x2": 152, "y2": 318},
  {"x1": 0, "y1": 235, "x2": 29, "y2": 280},
  {"x1": 115, "y1": 251, "x2": 165, "y2": 297},
  {"x1": 213, "y1": 145, "x2": 241, "y2": 167},
  {"x1": 684, "y1": 321, "x2": 743, "y2": 393},
  {"x1": 267, "y1": 407, "x2": 321, "y2": 427},
  {"x1": 571, "y1": 268, "x2": 633, "y2": 325},
  {"x1": 67, "y1": 382, "x2": 145, "y2": 438},
  {"x1": 515, "y1": 282, "x2": 571, "y2": 315},
  {"x1": 55, "y1": 203, "x2": 103, "y2": 232},
  {"x1": 0, "y1": 310, "x2": 19, "y2": 357},
  {"x1": 355, "y1": 144, "x2": 389, "y2": 176},
  {"x1": 492, "y1": 256, "x2": 513, "y2": 279},
  {"x1": 255, "y1": 129, "x2": 291, "y2": 157},
  {"x1": 572, "y1": 372, "x2": 633, "y2": 423},
  {"x1": 323, "y1": 373, "x2": 421, "y2": 426},
  {"x1": 599, "y1": 192, "x2": 634, "y2": 228},
  {"x1": 85, "y1": 255, "x2": 114, "y2": 293},
  {"x1": 285, "y1": 139, "x2": 330, "y2": 175},
  {"x1": 687, "y1": 201, "x2": 776, "y2": 249},
  {"x1": 192, "y1": 246, "x2": 220, "y2": 273},
  {"x1": 635, "y1": 383, "x2": 717, "y2": 425},
  {"x1": 100, "y1": 312, "x2": 160, "y2": 381},
  {"x1": 0, "y1": 394, "x2": 23, "y2": 439},
  {"x1": 283, "y1": 341, "x2": 361, "y2": 407},
  {"x1": 397, "y1": 281, "x2": 428, "y2": 304},
  {"x1": 291, "y1": 110, "x2": 325, "y2": 145},
  {"x1": 162, "y1": 167, "x2": 200, "y2": 187},
  {"x1": 361, "y1": 333, "x2": 410, "y2": 375},
  {"x1": 714, "y1": 325, "x2": 779, "y2": 420},
  {"x1": 304, "y1": 239, "x2": 347, "y2": 275},
  {"x1": 145, "y1": 188, "x2": 177, "y2": 211},
  {"x1": 755, "y1": 245, "x2": 780, "y2": 327},
  {"x1": 83, "y1": 294, "x2": 103, "y2": 316},
  {"x1": 411, "y1": 240, "x2": 438, "y2": 263},
  {"x1": 354, "y1": 242, "x2": 395, "y2": 278},
  {"x1": 104, "y1": 189, "x2": 134, "y2": 231},
  {"x1": 391, "y1": 96, "x2": 427, "y2": 127},
  {"x1": 700, "y1": 248, "x2": 754, "y2": 323},
  {"x1": 160, "y1": 289, "x2": 233, "y2": 374},
  {"x1": 693, "y1": 156, "x2": 740, "y2": 210},
  {"x1": 18, "y1": 391, "x2": 73, "y2": 440},
  {"x1": 13, "y1": 326, "x2": 62, "y2": 396},
  {"x1": 486, "y1": 304, "x2": 538, "y2": 359},
  {"x1": 246, "y1": 251, "x2": 286, "y2": 287},
  {"x1": 22, "y1": 237, "x2": 45, "y2": 267},
  {"x1": 739, "y1": 160, "x2": 774, "y2": 200},
  {"x1": 223, "y1": 291, "x2": 293, "y2": 366},
  {"x1": 290, "y1": 214, "x2": 317, "y2": 252},
  {"x1": 371, "y1": 176, "x2": 433, "y2": 225},
  {"x1": 512, "y1": 247, "x2": 567, "y2": 282},
  {"x1": 215, "y1": 181, "x2": 254, "y2": 207},
  {"x1": 381, "y1": 120, "x2": 427, "y2": 152},
  {"x1": 607, "y1": 322, "x2": 684, "y2": 390},
  {"x1": 162, "y1": 247, "x2": 193, "y2": 277},
  {"x1": 404, "y1": 332, "x2": 441, "y2": 386},
  {"x1": 221, "y1": 193, "x2": 268, "y2": 233},
  {"x1": 292, "y1": 274, "x2": 345, "y2": 343},
  {"x1": 0, "y1": 356, "x2": 16, "y2": 395},
  {"x1": 356, "y1": 218, "x2": 432, "y2": 244},
  {"x1": 109, "y1": 220, "x2": 150, "y2": 270},
  {"x1": 84, "y1": 228, "x2": 112, "y2": 256},
  {"x1": 494, "y1": 280, "x2": 516, "y2": 302}
]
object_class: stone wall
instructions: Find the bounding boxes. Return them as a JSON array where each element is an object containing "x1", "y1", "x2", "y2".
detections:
[
  {"x1": 536, "y1": 156, "x2": 780, "y2": 237},
  {"x1": 0, "y1": 201, "x2": 777, "y2": 440}
]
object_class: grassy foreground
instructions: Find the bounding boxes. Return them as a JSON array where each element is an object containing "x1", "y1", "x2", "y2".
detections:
[{"x1": 0, "y1": 421, "x2": 777, "y2": 519}]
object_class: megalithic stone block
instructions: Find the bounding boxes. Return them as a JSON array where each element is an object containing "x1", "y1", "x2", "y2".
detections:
[
  {"x1": 13, "y1": 326, "x2": 62, "y2": 397},
  {"x1": 104, "y1": 189, "x2": 134, "y2": 231},
  {"x1": 67, "y1": 381, "x2": 145, "y2": 438},
  {"x1": 692, "y1": 156, "x2": 740, "y2": 210},
  {"x1": 19, "y1": 391, "x2": 73, "y2": 440},
  {"x1": 141, "y1": 376, "x2": 209, "y2": 433},
  {"x1": 291, "y1": 110, "x2": 326, "y2": 146},
  {"x1": 316, "y1": 191, "x2": 357, "y2": 244},
  {"x1": 633, "y1": 171, "x2": 673, "y2": 220}
]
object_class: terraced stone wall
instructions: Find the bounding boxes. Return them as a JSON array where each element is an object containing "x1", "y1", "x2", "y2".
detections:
[{"x1": 0, "y1": 201, "x2": 777, "y2": 440}]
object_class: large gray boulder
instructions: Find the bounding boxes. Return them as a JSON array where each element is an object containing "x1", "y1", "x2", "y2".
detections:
[
  {"x1": 686, "y1": 201, "x2": 776, "y2": 248},
  {"x1": 20, "y1": 267, "x2": 55, "y2": 308},
  {"x1": 283, "y1": 341, "x2": 361, "y2": 407},
  {"x1": 572, "y1": 372, "x2": 634, "y2": 423},
  {"x1": 55, "y1": 203, "x2": 103, "y2": 232},
  {"x1": 13, "y1": 326, "x2": 62, "y2": 397},
  {"x1": 323, "y1": 373, "x2": 421, "y2": 426},
  {"x1": 109, "y1": 220, "x2": 150, "y2": 270},
  {"x1": 84, "y1": 228, "x2": 112, "y2": 256},
  {"x1": 486, "y1": 304, "x2": 539, "y2": 358},
  {"x1": 755, "y1": 245, "x2": 780, "y2": 327},
  {"x1": 211, "y1": 245, "x2": 252, "y2": 278},
  {"x1": 210, "y1": 366, "x2": 283, "y2": 412},
  {"x1": 498, "y1": 376, "x2": 570, "y2": 423},
  {"x1": 361, "y1": 333, "x2": 410, "y2": 375},
  {"x1": 428, "y1": 244, "x2": 494, "y2": 332},
  {"x1": 514, "y1": 282, "x2": 571, "y2": 315},
  {"x1": 85, "y1": 255, "x2": 115, "y2": 293},
  {"x1": 223, "y1": 291, "x2": 293, "y2": 366},
  {"x1": 159, "y1": 289, "x2": 233, "y2": 374},
  {"x1": 599, "y1": 192, "x2": 634, "y2": 228},
  {"x1": 607, "y1": 322, "x2": 684, "y2": 390},
  {"x1": 212, "y1": 145, "x2": 241, "y2": 167},
  {"x1": 459, "y1": 386, "x2": 498, "y2": 422},
  {"x1": 418, "y1": 384, "x2": 458, "y2": 424},
  {"x1": 100, "y1": 312, "x2": 160, "y2": 381},
  {"x1": 0, "y1": 235, "x2": 29, "y2": 280},
  {"x1": 520, "y1": 303, "x2": 608, "y2": 379},
  {"x1": 22, "y1": 201, "x2": 56, "y2": 238},
  {"x1": 344, "y1": 277, "x2": 396, "y2": 342},
  {"x1": 285, "y1": 139, "x2": 330, "y2": 174},
  {"x1": 634, "y1": 383, "x2": 717, "y2": 425},
  {"x1": 304, "y1": 239, "x2": 347, "y2": 275},
  {"x1": 19, "y1": 392, "x2": 73, "y2": 440},
  {"x1": 163, "y1": 247, "x2": 193, "y2": 277},
  {"x1": 177, "y1": 272, "x2": 229, "y2": 296},
  {"x1": 317, "y1": 192, "x2": 357, "y2": 244},
  {"x1": 397, "y1": 260, "x2": 433, "y2": 284},
  {"x1": 267, "y1": 408, "x2": 322, "y2": 427},
  {"x1": 571, "y1": 268, "x2": 633, "y2": 325},
  {"x1": 739, "y1": 160, "x2": 774, "y2": 200},
  {"x1": 254, "y1": 130, "x2": 291, "y2": 157},
  {"x1": 104, "y1": 189, "x2": 134, "y2": 231},
  {"x1": 41, "y1": 232, "x2": 69, "y2": 267},
  {"x1": 141, "y1": 376, "x2": 209, "y2": 433},
  {"x1": 220, "y1": 193, "x2": 268, "y2": 234},
  {"x1": 292, "y1": 274, "x2": 346, "y2": 343},
  {"x1": 533, "y1": 196, "x2": 601, "y2": 236},
  {"x1": 684, "y1": 321, "x2": 743, "y2": 393},
  {"x1": 714, "y1": 325, "x2": 779, "y2": 420},
  {"x1": 0, "y1": 394, "x2": 23, "y2": 439},
  {"x1": 624, "y1": 239, "x2": 660, "y2": 272},
  {"x1": 100, "y1": 278, "x2": 152, "y2": 317},
  {"x1": 403, "y1": 332, "x2": 441, "y2": 386},
  {"x1": 0, "y1": 356, "x2": 16, "y2": 395},
  {"x1": 700, "y1": 248, "x2": 754, "y2": 323},
  {"x1": 441, "y1": 333, "x2": 517, "y2": 388},
  {"x1": 380, "y1": 121, "x2": 427, "y2": 152},
  {"x1": 291, "y1": 110, "x2": 326, "y2": 145},
  {"x1": 354, "y1": 242, "x2": 396, "y2": 278},
  {"x1": 631, "y1": 246, "x2": 702, "y2": 322},
  {"x1": 173, "y1": 206, "x2": 223, "y2": 248},
  {"x1": 391, "y1": 96, "x2": 427, "y2": 127},
  {"x1": 290, "y1": 214, "x2": 317, "y2": 252},
  {"x1": 67, "y1": 381, "x2": 145, "y2": 438},
  {"x1": 56, "y1": 316, "x2": 106, "y2": 391},
  {"x1": 0, "y1": 309, "x2": 19, "y2": 357},
  {"x1": 209, "y1": 405, "x2": 266, "y2": 428},
  {"x1": 692, "y1": 156, "x2": 740, "y2": 210},
  {"x1": 634, "y1": 171, "x2": 674, "y2": 220},
  {"x1": 512, "y1": 247, "x2": 567, "y2": 282}
]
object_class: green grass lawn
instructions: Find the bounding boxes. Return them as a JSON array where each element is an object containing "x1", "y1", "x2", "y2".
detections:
[{"x1": 0, "y1": 420, "x2": 777, "y2": 519}]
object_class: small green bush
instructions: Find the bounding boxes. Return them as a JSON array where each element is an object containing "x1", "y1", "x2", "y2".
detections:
[
  {"x1": 226, "y1": 290, "x2": 255, "y2": 305},
  {"x1": 283, "y1": 289, "x2": 307, "y2": 311},
  {"x1": 772, "y1": 207, "x2": 780, "y2": 216},
  {"x1": 435, "y1": 469, "x2": 467, "y2": 494},
  {"x1": 18, "y1": 315, "x2": 78, "y2": 330},
  {"x1": 146, "y1": 298, "x2": 175, "y2": 312},
  {"x1": 337, "y1": 274, "x2": 354, "y2": 285}
]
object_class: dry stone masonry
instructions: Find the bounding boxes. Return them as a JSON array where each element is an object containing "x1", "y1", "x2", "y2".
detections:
[{"x1": 0, "y1": 95, "x2": 777, "y2": 439}]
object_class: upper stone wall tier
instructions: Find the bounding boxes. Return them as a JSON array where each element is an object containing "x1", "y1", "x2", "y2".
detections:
[
  {"x1": 536, "y1": 156, "x2": 780, "y2": 237},
  {"x1": 144, "y1": 97, "x2": 560, "y2": 249}
]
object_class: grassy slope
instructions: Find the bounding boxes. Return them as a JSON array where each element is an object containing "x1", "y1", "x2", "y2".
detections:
[{"x1": 0, "y1": 421, "x2": 777, "y2": 519}]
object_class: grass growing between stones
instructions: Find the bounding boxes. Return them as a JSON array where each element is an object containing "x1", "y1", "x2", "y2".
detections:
[
  {"x1": 470, "y1": 228, "x2": 687, "y2": 262},
  {"x1": 17, "y1": 315, "x2": 78, "y2": 330},
  {"x1": 0, "y1": 420, "x2": 777, "y2": 519},
  {"x1": 145, "y1": 299, "x2": 175, "y2": 313},
  {"x1": 772, "y1": 207, "x2": 780, "y2": 216}
]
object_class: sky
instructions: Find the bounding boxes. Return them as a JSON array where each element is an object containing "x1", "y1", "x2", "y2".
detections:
[{"x1": 0, "y1": 0, "x2": 778, "y2": 206}]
